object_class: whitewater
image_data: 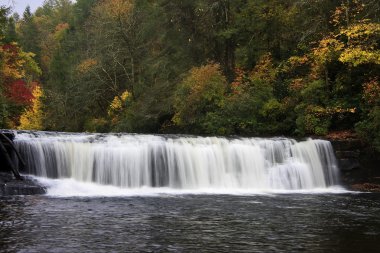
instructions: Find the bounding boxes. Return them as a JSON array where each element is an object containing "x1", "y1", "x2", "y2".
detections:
[{"x1": 13, "y1": 131, "x2": 344, "y2": 196}]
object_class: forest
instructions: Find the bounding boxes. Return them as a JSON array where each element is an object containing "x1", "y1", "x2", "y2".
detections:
[{"x1": 0, "y1": 0, "x2": 379, "y2": 151}]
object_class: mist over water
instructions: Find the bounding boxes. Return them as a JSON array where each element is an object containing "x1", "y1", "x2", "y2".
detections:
[{"x1": 14, "y1": 131, "x2": 340, "y2": 195}]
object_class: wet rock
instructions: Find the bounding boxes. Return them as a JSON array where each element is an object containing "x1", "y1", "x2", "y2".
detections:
[
  {"x1": 351, "y1": 183, "x2": 380, "y2": 192},
  {"x1": 330, "y1": 139, "x2": 363, "y2": 151},
  {"x1": 339, "y1": 158, "x2": 361, "y2": 171},
  {"x1": 327, "y1": 137, "x2": 380, "y2": 187},
  {"x1": 0, "y1": 129, "x2": 15, "y2": 141},
  {"x1": 0, "y1": 172, "x2": 46, "y2": 196},
  {"x1": 330, "y1": 140, "x2": 362, "y2": 172},
  {"x1": 335, "y1": 150, "x2": 360, "y2": 159}
]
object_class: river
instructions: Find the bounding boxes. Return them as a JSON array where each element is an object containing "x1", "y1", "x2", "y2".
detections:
[{"x1": 1, "y1": 193, "x2": 379, "y2": 252}]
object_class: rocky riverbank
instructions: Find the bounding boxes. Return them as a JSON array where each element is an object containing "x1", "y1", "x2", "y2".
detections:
[
  {"x1": 0, "y1": 172, "x2": 46, "y2": 196},
  {"x1": 351, "y1": 183, "x2": 380, "y2": 192}
]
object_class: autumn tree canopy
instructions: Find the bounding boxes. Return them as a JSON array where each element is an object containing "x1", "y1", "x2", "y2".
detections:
[{"x1": 1, "y1": 0, "x2": 379, "y2": 150}]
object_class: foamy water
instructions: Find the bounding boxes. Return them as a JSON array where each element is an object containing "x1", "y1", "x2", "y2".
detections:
[
  {"x1": 13, "y1": 131, "x2": 343, "y2": 196},
  {"x1": 32, "y1": 176, "x2": 351, "y2": 197}
]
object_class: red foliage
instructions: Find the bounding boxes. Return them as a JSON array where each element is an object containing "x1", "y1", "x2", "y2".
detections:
[
  {"x1": 2, "y1": 43, "x2": 19, "y2": 58},
  {"x1": 5, "y1": 80, "x2": 34, "y2": 105}
]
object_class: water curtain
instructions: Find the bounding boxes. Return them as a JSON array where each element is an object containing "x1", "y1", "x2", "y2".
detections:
[{"x1": 14, "y1": 132, "x2": 340, "y2": 190}]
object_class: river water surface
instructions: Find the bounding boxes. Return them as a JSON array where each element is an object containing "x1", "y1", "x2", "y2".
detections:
[{"x1": 1, "y1": 192, "x2": 379, "y2": 252}]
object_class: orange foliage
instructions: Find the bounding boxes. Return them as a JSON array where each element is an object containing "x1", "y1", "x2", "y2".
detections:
[
  {"x1": 289, "y1": 78, "x2": 305, "y2": 92},
  {"x1": 77, "y1": 58, "x2": 98, "y2": 73},
  {"x1": 363, "y1": 78, "x2": 380, "y2": 105},
  {"x1": 96, "y1": 0, "x2": 133, "y2": 19},
  {"x1": 288, "y1": 55, "x2": 309, "y2": 66},
  {"x1": 331, "y1": 0, "x2": 364, "y2": 27},
  {"x1": 1, "y1": 43, "x2": 25, "y2": 81},
  {"x1": 53, "y1": 23, "x2": 70, "y2": 41},
  {"x1": 306, "y1": 105, "x2": 356, "y2": 117},
  {"x1": 250, "y1": 53, "x2": 276, "y2": 82},
  {"x1": 326, "y1": 130, "x2": 357, "y2": 140},
  {"x1": 173, "y1": 63, "x2": 227, "y2": 126},
  {"x1": 231, "y1": 68, "x2": 247, "y2": 94}
]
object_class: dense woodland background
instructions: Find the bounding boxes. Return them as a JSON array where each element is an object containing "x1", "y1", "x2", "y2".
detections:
[{"x1": 0, "y1": 0, "x2": 379, "y2": 150}]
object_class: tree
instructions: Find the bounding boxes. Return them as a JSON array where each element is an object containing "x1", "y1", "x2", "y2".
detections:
[
  {"x1": 173, "y1": 63, "x2": 227, "y2": 134},
  {"x1": 0, "y1": 6, "x2": 42, "y2": 129},
  {"x1": 4, "y1": 0, "x2": 378, "y2": 146},
  {"x1": 85, "y1": 0, "x2": 142, "y2": 99},
  {"x1": 18, "y1": 6, "x2": 41, "y2": 56},
  {"x1": 356, "y1": 77, "x2": 380, "y2": 151},
  {"x1": 18, "y1": 84, "x2": 44, "y2": 130}
]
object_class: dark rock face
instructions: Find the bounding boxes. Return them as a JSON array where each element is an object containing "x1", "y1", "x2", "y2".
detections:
[
  {"x1": 0, "y1": 130, "x2": 19, "y2": 174},
  {"x1": 330, "y1": 139, "x2": 380, "y2": 191},
  {"x1": 331, "y1": 139, "x2": 362, "y2": 176},
  {"x1": 330, "y1": 139, "x2": 362, "y2": 151},
  {"x1": 0, "y1": 129, "x2": 15, "y2": 141},
  {"x1": 339, "y1": 158, "x2": 361, "y2": 171},
  {"x1": 0, "y1": 172, "x2": 46, "y2": 196},
  {"x1": 1, "y1": 130, "x2": 46, "y2": 196}
]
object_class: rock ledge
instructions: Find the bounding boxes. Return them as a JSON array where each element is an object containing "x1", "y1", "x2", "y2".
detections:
[{"x1": 0, "y1": 172, "x2": 46, "y2": 196}]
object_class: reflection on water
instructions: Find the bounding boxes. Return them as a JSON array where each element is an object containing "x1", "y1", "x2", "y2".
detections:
[{"x1": 1, "y1": 194, "x2": 379, "y2": 252}]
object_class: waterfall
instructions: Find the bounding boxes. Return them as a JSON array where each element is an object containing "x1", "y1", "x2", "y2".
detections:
[{"x1": 13, "y1": 131, "x2": 340, "y2": 190}]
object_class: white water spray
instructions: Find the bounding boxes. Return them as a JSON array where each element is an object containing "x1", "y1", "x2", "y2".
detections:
[{"x1": 14, "y1": 132, "x2": 340, "y2": 191}]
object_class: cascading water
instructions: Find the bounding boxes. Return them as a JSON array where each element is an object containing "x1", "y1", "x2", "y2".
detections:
[{"x1": 13, "y1": 131, "x2": 340, "y2": 191}]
